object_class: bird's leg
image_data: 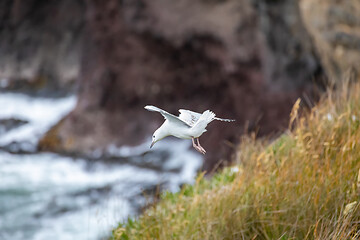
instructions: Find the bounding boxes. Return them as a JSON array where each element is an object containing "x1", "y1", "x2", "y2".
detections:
[
  {"x1": 192, "y1": 138, "x2": 205, "y2": 154},
  {"x1": 192, "y1": 138, "x2": 197, "y2": 149},
  {"x1": 192, "y1": 138, "x2": 200, "y2": 152},
  {"x1": 196, "y1": 138, "x2": 206, "y2": 154}
]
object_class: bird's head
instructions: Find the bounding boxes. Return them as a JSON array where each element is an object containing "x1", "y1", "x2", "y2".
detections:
[{"x1": 150, "y1": 127, "x2": 167, "y2": 148}]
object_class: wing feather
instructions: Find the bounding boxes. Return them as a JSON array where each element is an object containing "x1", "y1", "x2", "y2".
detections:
[
  {"x1": 145, "y1": 105, "x2": 191, "y2": 127},
  {"x1": 178, "y1": 109, "x2": 202, "y2": 127}
]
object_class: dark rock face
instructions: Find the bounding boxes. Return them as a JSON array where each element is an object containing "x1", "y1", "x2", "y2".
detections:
[
  {"x1": 0, "y1": 118, "x2": 28, "y2": 134},
  {"x1": 254, "y1": 0, "x2": 320, "y2": 90},
  {"x1": 0, "y1": 0, "x2": 84, "y2": 94},
  {"x1": 2, "y1": 0, "x2": 321, "y2": 170}
]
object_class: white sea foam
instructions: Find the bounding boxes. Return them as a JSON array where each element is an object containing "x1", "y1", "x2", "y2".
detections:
[{"x1": 0, "y1": 93, "x2": 77, "y2": 146}]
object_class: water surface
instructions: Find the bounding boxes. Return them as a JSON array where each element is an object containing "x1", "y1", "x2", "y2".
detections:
[{"x1": 0, "y1": 93, "x2": 202, "y2": 240}]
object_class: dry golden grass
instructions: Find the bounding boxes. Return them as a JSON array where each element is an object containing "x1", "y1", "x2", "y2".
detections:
[{"x1": 113, "y1": 78, "x2": 360, "y2": 240}]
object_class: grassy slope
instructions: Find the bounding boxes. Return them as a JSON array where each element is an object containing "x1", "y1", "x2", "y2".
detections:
[{"x1": 113, "y1": 80, "x2": 360, "y2": 240}]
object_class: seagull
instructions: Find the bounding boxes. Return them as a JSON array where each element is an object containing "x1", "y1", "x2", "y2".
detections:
[{"x1": 144, "y1": 105, "x2": 235, "y2": 154}]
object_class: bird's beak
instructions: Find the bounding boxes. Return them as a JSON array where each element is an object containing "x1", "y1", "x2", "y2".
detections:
[{"x1": 150, "y1": 140, "x2": 155, "y2": 148}]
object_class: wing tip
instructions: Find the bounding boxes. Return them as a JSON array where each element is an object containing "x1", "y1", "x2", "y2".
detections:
[
  {"x1": 224, "y1": 119, "x2": 236, "y2": 122},
  {"x1": 215, "y1": 117, "x2": 235, "y2": 122},
  {"x1": 144, "y1": 105, "x2": 156, "y2": 111}
]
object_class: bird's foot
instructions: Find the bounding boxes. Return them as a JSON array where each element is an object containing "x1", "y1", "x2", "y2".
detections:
[
  {"x1": 194, "y1": 145, "x2": 206, "y2": 155},
  {"x1": 196, "y1": 138, "x2": 206, "y2": 154},
  {"x1": 192, "y1": 138, "x2": 206, "y2": 154},
  {"x1": 200, "y1": 146, "x2": 206, "y2": 154}
]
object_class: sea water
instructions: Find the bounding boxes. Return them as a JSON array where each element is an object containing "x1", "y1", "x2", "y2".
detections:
[{"x1": 0, "y1": 93, "x2": 202, "y2": 240}]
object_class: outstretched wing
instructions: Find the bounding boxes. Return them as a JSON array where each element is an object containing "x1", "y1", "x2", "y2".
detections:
[
  {"x1": 145, "y1": 105, "x2": 191, "y2": 127},
  {"x1": 178, "y1": 109, "x2": 202, "y2": 127}
]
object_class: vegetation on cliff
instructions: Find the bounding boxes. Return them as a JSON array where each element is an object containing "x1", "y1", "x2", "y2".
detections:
[{"x1": 112, "y1": 77, "x2": 360, "y2": 239}]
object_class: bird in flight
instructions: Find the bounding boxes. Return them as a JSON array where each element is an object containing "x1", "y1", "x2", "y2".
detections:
[{"x1": 144, "y1": 105, "x2": 235, "y2": 154}]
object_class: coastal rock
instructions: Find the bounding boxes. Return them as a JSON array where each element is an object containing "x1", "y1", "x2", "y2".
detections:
[
  {"x1": 39, "y1": 0, "x2": 320, "y2": 170},
  {"x1": 0, "y1": 118, "x2": 28, "y2": 134},
  {"x1": 0, "y1": 0, "x2": 84, "y2": 95},
  {"x1": 299, "y1": 0, "x2": 360, "y2": 80}
]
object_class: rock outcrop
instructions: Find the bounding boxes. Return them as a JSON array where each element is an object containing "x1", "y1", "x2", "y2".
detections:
[
  {"x1": 0, "y1": 0, "x2": 84, "y2": 94},
  {"x1": 300, "y1": 0, "x2": 360, "y2": 80},
  {"x1": 1, "y1": 0, "x2": 322, "y2": 170},
  {"x1": 38, "y1": 0, "x2": 321, "y2": 170}
]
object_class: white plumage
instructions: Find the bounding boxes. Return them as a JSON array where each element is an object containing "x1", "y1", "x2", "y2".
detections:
[{"x1": 145, "y1": 105, "x2": 234, "y2": 154}]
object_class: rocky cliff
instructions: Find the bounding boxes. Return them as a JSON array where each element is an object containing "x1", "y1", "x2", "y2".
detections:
[
  {"x1": 0, "y1": 0, "x2": 83, "y2": 94},
  {"x1": 300, "y1": 0, "x2": 360, "y2": 80},
  {"x1": 0, "y1": 0, "x2": 331, "y2": 170}
]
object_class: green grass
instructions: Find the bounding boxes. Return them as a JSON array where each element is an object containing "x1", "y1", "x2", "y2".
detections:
[{"x1": 113, "y1": 78, "x2": 360, "y2": 239}]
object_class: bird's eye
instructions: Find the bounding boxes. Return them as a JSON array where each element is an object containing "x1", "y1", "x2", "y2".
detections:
[{"x1": 152, "y1": 136, "x2": 155, "y2": 139}]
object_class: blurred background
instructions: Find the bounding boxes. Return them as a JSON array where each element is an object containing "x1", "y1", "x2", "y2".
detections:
[{"x1": 0, "y1": 0, "x2": 359, "y2": 239}]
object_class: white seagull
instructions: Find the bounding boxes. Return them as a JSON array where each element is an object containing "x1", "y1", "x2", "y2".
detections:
[{"x1": 145, "y1": 105, "x2": 235, "y2": 154}]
